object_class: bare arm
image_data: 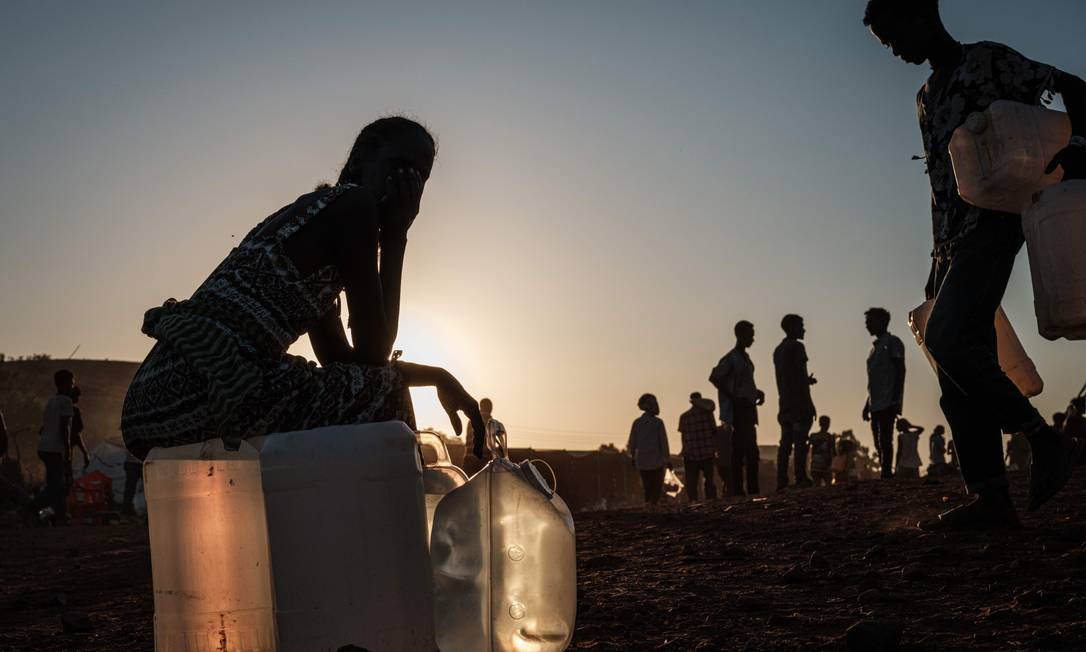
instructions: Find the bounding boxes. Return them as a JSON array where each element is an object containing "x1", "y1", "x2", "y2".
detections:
[{"x1": 1048, "y1": 71, "x2": 1086, "y2": 179}]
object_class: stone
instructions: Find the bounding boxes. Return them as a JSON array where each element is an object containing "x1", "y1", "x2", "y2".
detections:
[
  {"x1": 845, "y1": 619, "x2": 901, "y2": 651},
  {"x1": 60, "y1": 611, "x2": 93, "y2": 634}
]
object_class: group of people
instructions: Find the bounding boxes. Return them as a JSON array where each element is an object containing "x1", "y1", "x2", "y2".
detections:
[
  {"x1": 628, "y1": 307, "x2": 914, "y2": 505},
  {"x1": 5, "y1": 369, "x2": 144, "y2": 525}
]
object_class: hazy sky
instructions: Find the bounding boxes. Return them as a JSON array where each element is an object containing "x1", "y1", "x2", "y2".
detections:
[{"x1": 3, "y1": 1, "x2": 1085, "y2": 461}]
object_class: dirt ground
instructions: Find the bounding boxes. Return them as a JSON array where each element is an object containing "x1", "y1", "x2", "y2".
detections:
[{"x1": 2, "y1": 472, "x2": 1086, "y2": 651}]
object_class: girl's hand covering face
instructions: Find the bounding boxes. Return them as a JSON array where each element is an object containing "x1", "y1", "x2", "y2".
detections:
[{"x1": 379, "y1": 167, "x2": 424, "y2": 236}]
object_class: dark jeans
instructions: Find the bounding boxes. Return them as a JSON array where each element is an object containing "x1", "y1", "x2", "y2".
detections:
[
  {"x1": 777, "y1": 417, "x2": 812, "y2": 488},
  {"x1": 870, "y1": 409, "x2": 897, "y2": 479},
  {"x1": 123, "y1": 461, "x2": 143, "y2": 514},
  {"x1": 926, "y1": 216, "x2": 1041, "y2": 493},
  {"x1": 730, "y1": 400, "x2": 760, "y2": 496},
  {"x1": 640, "y1": 468, "x2": 665, "y2": 505},
  {"x1": 34, "y1": 452, "x2": 68, "y2": 521},
  {"x1": 683, "y1": 457, "x2": 717, "y2": 502}
]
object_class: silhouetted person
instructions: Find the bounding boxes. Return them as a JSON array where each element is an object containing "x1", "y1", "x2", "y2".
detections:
[
  {"x1": 928, "y1": 425, "x2": 948, "y2": 476},
  {"x1": 678, "y1": 392, "x2": 718, "y2": 502},
  {"x1": 463, "y1": 398, "x2": 506, "y2": 474},
  {"x1": 773, "y1": 314, "x2": 817, "y2": 491},
  {"x1": 1053, "y1": 412, "x2": 1067, "y2": 433},
  {"x1": 1063, "y1": 398, "x2": 1086, "y2": 442},
  {"x1": 865, "y1": 0, "x2": 1086, "y2": 529},
  {"x1": 627, "y1": 393, "x2": 671, "y2": 507},
  {"x1": 809, "y1": 415, "x2": 836, "y2": 487},
  {"x1": 34, "y1": 370, "x2": 75, "y2": 523},
  {"x1": 894, "y1": 418, "x2": 924, "y2": 479},
  {"x1": 714, "y1": 422, "x2": 732, "y2": 498},
  {"x1": 1006, "y1": 432, "x2": 1031, "y2": 473},
  {"x1": 861, "y1": 307, "x2": 905, "y2": 479},
  {"x1": 834, "y1": 430, "x2": 859, "y2": 484},
  {"x1": 69, "y1": 387, "x2": 90, "y2": 472},
  {"x1": 121, "y1": 117, "x2": 484, "y2": 461},
  {"x1": 711, "y1": 321, "x2": 765, "y2": 496},
  {"x1": 122, "y1": 448, "x2": 143, "y2": 518}
]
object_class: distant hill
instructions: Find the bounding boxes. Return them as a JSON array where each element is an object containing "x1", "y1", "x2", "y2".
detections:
[{"x1": 0, "y1": 359, "x2": 140, "y2": 479}]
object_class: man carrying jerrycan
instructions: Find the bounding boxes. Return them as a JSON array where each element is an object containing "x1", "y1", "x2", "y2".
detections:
[{"x1": 864, "y1": 0, "x2": 1086, "y2": 530}]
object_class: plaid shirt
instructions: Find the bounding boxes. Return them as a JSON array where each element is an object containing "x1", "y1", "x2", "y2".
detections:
[{"x1": 678, "y1": 407, "x2": 718, "y2": 461}]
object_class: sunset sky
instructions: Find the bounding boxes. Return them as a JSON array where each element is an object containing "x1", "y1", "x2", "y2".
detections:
[{"x1": 3, "y1": 1, "x2": 1085, "y2": 463}]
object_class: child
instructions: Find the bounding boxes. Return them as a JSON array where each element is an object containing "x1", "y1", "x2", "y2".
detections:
[{"x1": 808, "y1": 415, "x2": 836, "y2": 487}]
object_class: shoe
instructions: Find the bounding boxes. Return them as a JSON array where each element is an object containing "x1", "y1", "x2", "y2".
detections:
[
  {"x1": 917, "y1": 491, "x2": 1021, "y2": 532},
  {"x1": 1027, "y1": 427, "x2": 1084, "y2": 512}
]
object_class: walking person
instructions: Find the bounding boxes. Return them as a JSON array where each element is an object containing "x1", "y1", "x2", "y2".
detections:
[
  {"x1": 773, "y1": 314, "x2": 817, "y2": 491},
  {"x1": 678, "y1": 392, "x2": 718, "y2": 503},
  {"x1": 34, "y1": 370, "x2": 76, "y2": 524},
  {"x1": 121, "y1": 117, "x2": 485, "y2": 461},
  {"x1": 861, "y1": 307, "x2": 905, "y2": 479},
  {"x1": 864, "y1": 0, "x2": 1086, "y2": 528},
  {"x1": 895, "y1": 418, "x2": 924, "y2": 479},
  {"x1": 809, "y1": 415, "x2": 836, "y2": 487},
  {"x1": 710, "y1": 320, "x2": 765, "y2": 497},
  {"x1": 627, "y1": 393, "x2": 670, "y2": 507}
]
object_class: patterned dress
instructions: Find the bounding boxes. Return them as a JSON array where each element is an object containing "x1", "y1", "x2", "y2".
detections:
[
  {"x1": 121, "y1": 184, "x2": 414, "y2": 459},
  {"x1": 917, "y1": 41, "x2": 1056, "y2": 256}
]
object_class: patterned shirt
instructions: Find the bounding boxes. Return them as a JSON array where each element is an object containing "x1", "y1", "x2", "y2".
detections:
[
  {"x1": 918, "y1": 41, "x2": 1055, "y2": 252},
  {"x1": 678, "y1": 406, "x2": 718, "y2": 461}
]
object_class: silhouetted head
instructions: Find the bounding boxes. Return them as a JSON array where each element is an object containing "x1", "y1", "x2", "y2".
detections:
[
  {"x1": 480, "y1": 397, "x2": 493, "y2": 419},
  {"x1": 932, "y1": 425, "x2": 945, "y2": 436},
  {"x1": 638, "y1": 393, "x2": 660, "y2": 416},
  {"x1": 819, "y1": 415, "x2": 831, "y2": 431},
  {"x1": 1053, "y1": 412, "x2": 1067, "y2": 429},
  {"x1": 896, "y1": 417, "x2": 912, "y2": 432},
  {"x1": 337, "y1": 116, "x2": 436, "y2": 194},
  {"x1": 735, "y1": 320, "x2": 755, "y2": 349},
  {"x1": 70, "y1": 386, "x2": 82, "y2": 405},
  {"x1": 54, "y1": 369, "x2": 74, "y2": 395},
  {"x1": 865, "y1": 307, "x2": 891, "y2": 336},
  {"x1": 864, "y1": 0, "x2": 944, "y2": 66},
  {"x1": 781, "y1": 314, "x2": 805, "y2": 340}
]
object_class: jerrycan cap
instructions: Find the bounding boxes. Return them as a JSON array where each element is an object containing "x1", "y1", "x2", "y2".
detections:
[
  {"x1": 965, "y1": 112, "x2": 989, "y2": 135},
  {"x1": 517, "y1": 460, "x2": 555, "y2": 498}
]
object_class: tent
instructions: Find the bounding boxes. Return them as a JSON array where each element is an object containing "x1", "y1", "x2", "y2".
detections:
[{"x1": 74, "y1": 437, "x2": 145, "y2": 516}]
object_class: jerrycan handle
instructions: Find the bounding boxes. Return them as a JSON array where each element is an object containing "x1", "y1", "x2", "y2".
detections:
[{"x1": 528, "y1": 458, "x2": 558, "y2": 493}]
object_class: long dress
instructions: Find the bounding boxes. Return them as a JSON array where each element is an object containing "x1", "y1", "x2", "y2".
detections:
[{"x1": 121, "y1": 184, "x2": 414, "y2": 459}]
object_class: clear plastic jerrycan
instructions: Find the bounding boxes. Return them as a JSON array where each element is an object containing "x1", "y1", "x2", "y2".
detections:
[
  {"x1": 1023, "y1": 180, "x2": 1086, "y2": 340},
  {"x1": 144, "y1": 439, "x2": 277, "y2": 652},
  {"x1": 417, "y1": 430, "x2": 468, "y2": 546},
  {"x1": 431, "y1": 438, "x2": 576, "y2": 652},
  {"x1": 949, "y1": 100, "x2": 1071, "y2": 213},
  {"x1": 250, "y1": 423, "x2": 435, "y2": 652},
  {"x1": 908, "y1": 301, "x2": 1044, "y2": 397}
]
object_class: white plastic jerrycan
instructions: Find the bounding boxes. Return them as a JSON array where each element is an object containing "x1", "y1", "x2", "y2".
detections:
[
  {"x1": 1023, "y1": 180, "x2": 1086, "y2": 340},
  {"x1": 908, "y1": 300, "x2": 1044, "y2": 397},
  {"x1": 250, "y1": 423, "x2": 435, "y2": 652},
  {"x1": 144, "y1": 439, "x2": 277, "y2": 652},
  {"x1": 417, "y1": 430, "x2": 468, "y2": 546},
  {"x1": 949, "y1": 100, "x2": 1071, "y2": 213},
  {"x1": 431, "y1": 436, "x2": 576, "y2": 652},
  {"x1": 144, "y1": 422, "x2": 436, "y2": 652}
]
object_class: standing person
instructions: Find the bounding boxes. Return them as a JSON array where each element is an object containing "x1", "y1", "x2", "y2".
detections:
[
  {"x1": 678, "y1": 392, "x2": 718, "y2": 503},
  {"x1": 121, "y1": 117, "x2": 485, "y2": 463},
  {"x1": 808, "y1": 415, "x2": 836, "y2": 487},
  {"x1": 34, "y1": 370, "x2": 75, "y2": 524},
  {"x1": 1063, "y1": 398, "x2": 1086, "y2": 441},
  {"x1": 122, "y1": 449, "x2": 143, "y2": 518},
  {"x1": 861, "y1": 307, "x2": 906, "y2": 480},
  {"x1": 773, "y1": 314, "x2": 817, "y2": 491},
  {"x1": 0, "y1": 409, "x2": 8, "y2": 460},
  {"x1": 714, "y1": 423, "x2": 732, "y2": 498},
  {"x1": 627, "y1": 393, "x2": 670, "y2": 507},
  {"x1": 1005, "y1": 432, "x2": 1031, "y2": 473},
  {"x1": 68, "y1": 387, "x2": 90, "y2": 472},
  {"x1": 864, "y1": 0, "x2": 1086, "y2": 529},
  {"x1": 928, "y1": 425, "x2": 948, "y2": 476},
  {"x1": 463, "y1": 397, "x2": 506, "y2": 474},
  {"x1": 894, "y1": 418, "x2": 924, "y2": 479},
  {"x1": 710, "y1": 320, "x2": 765, "y2": 497}
]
